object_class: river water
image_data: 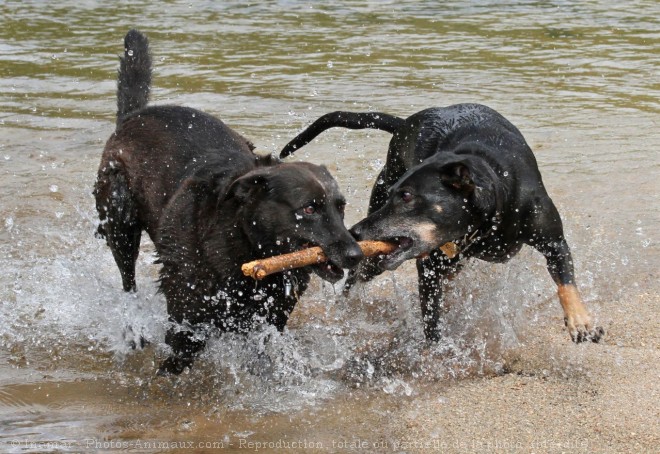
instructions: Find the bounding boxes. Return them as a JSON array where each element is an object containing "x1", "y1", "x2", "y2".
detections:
[{"x1": 0, "y1": 1, "x2": 658, "y2": 452}]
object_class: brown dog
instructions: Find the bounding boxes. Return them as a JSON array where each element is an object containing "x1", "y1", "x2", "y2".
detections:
[{"x1": 94, "y1": 30, "x2": 363, "y2": 374}]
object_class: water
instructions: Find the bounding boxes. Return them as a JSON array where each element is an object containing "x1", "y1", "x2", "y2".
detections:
[{"x1": 1, "y1": 1, "x2": 658, "y2": 451}]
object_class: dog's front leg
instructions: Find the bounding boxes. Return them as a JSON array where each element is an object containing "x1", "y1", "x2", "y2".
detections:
[
  {"x1": 537, "y1": 238, "x2": 604, "y2": 343},
  {"x1": 416, "y1": 253, "x2": 457, "y2": 342},
  {"x1": 157, "y1": 322, "x2": 207, "y2": 375}
]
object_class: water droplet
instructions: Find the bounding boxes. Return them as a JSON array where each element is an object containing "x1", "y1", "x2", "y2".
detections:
[
  {"x1": 370, "y1": 159, "x2": 383, "y2": 170},
  {"x1": 49, "y1": 184, "x2": 58, "y2": 193},
  {"x1": 327, "y1": 61, "x2": 333, "y2": 68},
  {"x1": 127, "y1": 49, "x2": 134, "y2": 56},
  {"x1": 503, "y1": 171, "x2": 509, "y2": 177}
]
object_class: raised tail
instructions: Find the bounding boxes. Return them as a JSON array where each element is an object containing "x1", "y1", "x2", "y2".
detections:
[
  {"x1": 280, "y1": 111, "x2": 405, "y2": 158},
  {"x1": 116, "y1": 29, "x2": 152, "y2": 125}
]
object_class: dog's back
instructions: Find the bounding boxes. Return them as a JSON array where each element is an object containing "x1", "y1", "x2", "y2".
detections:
[{"x1": 389, "y1": 104, "x2": 545, "y2": 195}]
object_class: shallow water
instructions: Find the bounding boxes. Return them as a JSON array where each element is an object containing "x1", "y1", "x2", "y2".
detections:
[{"x1": 0, "y1": 1, "x2": 658, "y2": 452}]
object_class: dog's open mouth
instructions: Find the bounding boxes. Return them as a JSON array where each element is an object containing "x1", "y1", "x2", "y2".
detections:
[
  {"x1": 312, "y1": 260, "x2": 345, "y2": 282},
  {"x1": 300, "y1": 243, "x2": 345, "y2": 282},
  {"x1": 378, "y1": 236, "x2": 414, "y2": 270}
]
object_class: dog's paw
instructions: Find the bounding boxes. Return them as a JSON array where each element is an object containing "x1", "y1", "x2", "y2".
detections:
[
  {"x1": 122, "y1": 325, "x2": 149, "y2": 350},
  {"x1": 558, "y1": 285, "x2": 604, "y2": 343},
  {"x1": 156, "y1": 355, "x2": 192, "y2": 376},
  {"x1": 565, "y1": 314, "x2": 604, "y2": 343}
]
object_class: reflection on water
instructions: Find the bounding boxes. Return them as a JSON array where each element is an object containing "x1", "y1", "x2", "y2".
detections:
[{"x1": 0, "y1": 0, "x2": 658, "y2": 451}]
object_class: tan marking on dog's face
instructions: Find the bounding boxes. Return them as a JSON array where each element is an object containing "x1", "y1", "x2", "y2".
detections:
[
  {"x1": 413, "y1": 222, "x2": 439, "y2": 246},
  {"x1": 434, "y1": 204, "x2": 443, "y2": 214}
]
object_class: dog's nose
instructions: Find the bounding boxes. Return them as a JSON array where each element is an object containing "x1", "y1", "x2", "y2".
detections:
[
  {"x1": 349, "y1": 223, "x2": 364, "y2": 240},
  {"x1": 342, "y1": 242, "x2": 364, "y2": 269}
]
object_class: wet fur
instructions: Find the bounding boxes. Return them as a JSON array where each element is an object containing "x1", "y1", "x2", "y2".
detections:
[
  {"x1": 280, "y1": 105, "x2": 603, "y2": 344},
  {"x1": 94, "y1": 30, "x2": 362, "y2": 375}
]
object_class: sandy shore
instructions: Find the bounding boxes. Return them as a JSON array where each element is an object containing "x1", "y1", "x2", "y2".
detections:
[
  {"x1": 357, "y1": 291, "x2": 659, "y2": 454},
  {"x1": 391, "y1": 291, "x2": 659, "y2": 453}
]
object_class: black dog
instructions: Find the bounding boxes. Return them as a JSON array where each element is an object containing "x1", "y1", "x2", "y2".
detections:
[
  {"x1": 94, "y1": 30, "x2": 363, "y2": 375},
  {"x1": 280, "y1": 106, "x2": 603, "y2": 344}
]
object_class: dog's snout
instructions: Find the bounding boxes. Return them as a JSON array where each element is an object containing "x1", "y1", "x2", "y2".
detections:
[{"x1": 342, "y1": 242, "x2": 364, "y2": 269}]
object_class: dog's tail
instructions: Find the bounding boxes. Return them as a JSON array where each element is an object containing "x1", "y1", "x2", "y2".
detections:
[
  {"x1": 280, "y1": 111, "x2": 405, "y2": 158},
  {"x1": 116, "y1": 29, "x2": 152, "y2": 125}
]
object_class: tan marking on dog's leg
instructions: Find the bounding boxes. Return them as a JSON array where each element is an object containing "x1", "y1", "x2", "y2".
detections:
[{"x1": 557, "y1": 284, "x2": 596, "y2": 342}]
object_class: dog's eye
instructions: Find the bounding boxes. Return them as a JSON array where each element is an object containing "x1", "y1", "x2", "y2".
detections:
[
  {"x1": 401, "y1": 191, "x2": 413, "y2": 203},
  {"x1": 303, "y1": 205, "x2": 316, "y2": 215}
]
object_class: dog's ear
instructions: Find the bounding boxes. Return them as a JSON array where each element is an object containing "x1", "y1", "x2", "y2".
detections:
[
  {"x1": 223, "y1": 169, "x2": 272, "y2": 203},
  {"x1": 440, "y1": 160, "x2": 504, "y2": 216},
  {"x1": 440, "y1": 162, "x2": 475, "y2": 194}
]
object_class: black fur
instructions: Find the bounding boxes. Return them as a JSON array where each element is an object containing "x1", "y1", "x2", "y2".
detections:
[
  {"x1": 280, "y1": 105, "x2": 603, "y2": 344},
  {"x1": 280, "y1": 111, "x2": 405, "y2": 158},
  {"x1": 116, "y1": 29, "x2": 151, "y2": 124},
  {"x1": 95, "y1": 30, "x2": 363, "y2": 375}
]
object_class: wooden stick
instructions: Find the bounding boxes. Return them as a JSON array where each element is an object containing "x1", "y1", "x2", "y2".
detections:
[
  {"x1": 241, "y1": 240, "x2": 458, "y2": 280},
  {"x1": 241, "y1": 240, "x2": 394, "y2": 280}
]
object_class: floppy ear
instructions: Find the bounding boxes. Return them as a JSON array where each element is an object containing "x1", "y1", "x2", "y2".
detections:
[
  {"x1": 440, "y1": 160, "x2": 504, "y2": 216},
  {"x1": 439, "y1": 162, "x2": 475, "y2": 194},
  {"x1": 223, "y1": 169, "x2": 271, "y2": 203}
]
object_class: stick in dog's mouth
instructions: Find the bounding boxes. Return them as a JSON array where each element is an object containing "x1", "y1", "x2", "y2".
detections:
[
  {"x1": 376, "y1": 236, "x2": 414, "y2": 265},
  {"x1": 241, "y1": 239, "x2": 456, "y2": 280}
]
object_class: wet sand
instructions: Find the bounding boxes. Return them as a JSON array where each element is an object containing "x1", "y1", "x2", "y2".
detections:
[{"x1": 393, "y1": 292, "x2": 659, "y2": 453}]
